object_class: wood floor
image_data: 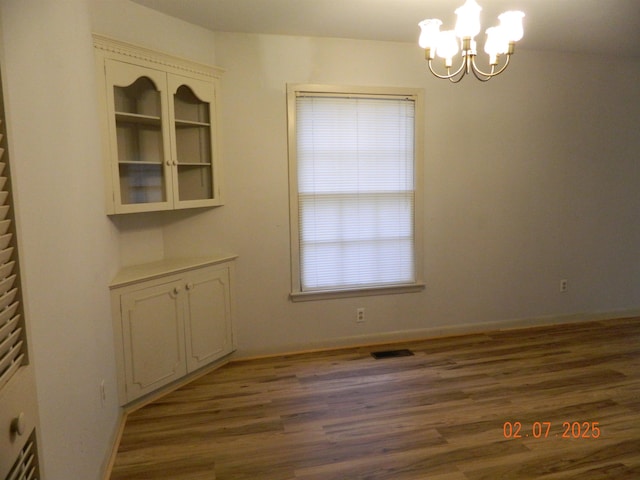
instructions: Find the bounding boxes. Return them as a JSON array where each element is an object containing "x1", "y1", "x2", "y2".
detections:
[{"x1": 110, "y1": 317, "x2": 640, "y2": 479}]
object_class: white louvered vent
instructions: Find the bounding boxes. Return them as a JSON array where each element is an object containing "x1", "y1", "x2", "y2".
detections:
[
  {"x1": 5, "y1": 432, "x2": 39, "y2": 480},
  {"x1": 0, "y1": 103, "x2": 25, "y2": 391}
]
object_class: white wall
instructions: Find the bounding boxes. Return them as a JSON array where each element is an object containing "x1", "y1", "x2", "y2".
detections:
[
  {"x1": 1, "y1": 0, "x2": 638, "y2": 475},
  {"x1": 164, "y1": 32, "x2": 640, "y2": 356},
  {"x1": 89, "y1": 0, "x2": 218, "y2": 267},
  {"x1": 90, "y1": 0, "x2": 217, "y2": 64},
  {"x1": 0, "y1": 0, "x2": 119, "y2": 478},
  {"x1": 0, "y1": 0, "x2": 217, "y2": 478}
]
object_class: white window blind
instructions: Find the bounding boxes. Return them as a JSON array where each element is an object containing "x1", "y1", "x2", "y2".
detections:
[{"x1": 294, "y1": 92, "x2": 417, "y2": 292}]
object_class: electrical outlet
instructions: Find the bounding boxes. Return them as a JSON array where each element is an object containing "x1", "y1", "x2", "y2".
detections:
[
  {"x1": 560, "y1": 279, "x2": 568, "y2": 293},
  {"x1": 356, "y1": 307, "x2": 365, "y2": 323}
]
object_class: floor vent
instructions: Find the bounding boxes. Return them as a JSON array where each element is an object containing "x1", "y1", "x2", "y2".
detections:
[{"x1": 371, "y1": 349, "x2": 414, "y2": 359}]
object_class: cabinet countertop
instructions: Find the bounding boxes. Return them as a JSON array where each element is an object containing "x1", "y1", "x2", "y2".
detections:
[{"x1": 110, "y1": 254, "x2": 238, "y2": 289}]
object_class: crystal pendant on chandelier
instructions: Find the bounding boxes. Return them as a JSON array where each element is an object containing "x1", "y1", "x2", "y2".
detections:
[{"x1": 418, "y1": 0, "x2": 525, "y2": 82}]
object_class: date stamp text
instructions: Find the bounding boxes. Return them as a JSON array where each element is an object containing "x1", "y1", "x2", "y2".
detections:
[{"x1": 503, "y1": 421, "x2": 601, "y2": 439}]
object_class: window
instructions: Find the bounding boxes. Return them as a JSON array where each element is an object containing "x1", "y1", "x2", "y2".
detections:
[{"x1": 287, "y1": 85, "x2": 424, "y2": 300}]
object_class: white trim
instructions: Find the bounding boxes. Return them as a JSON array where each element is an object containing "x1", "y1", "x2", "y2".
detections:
[
  {"x1": 92, "y1": 34, "x2": 224, "y2": 79},
  {"x1": 109, "y1": 254, "x2": 238, "y2": 289},
  {"x1": 286, "y1": 83, "x2": 425, "y2": 298},
  {"x1": 232, "y1": 309, "x2": 640, "y2": 359},
  {"x1": 290, "y1": 83, "x2": 424, "y2": 98},
  {"x1": 101, "y1": 355, "x2": 233, "y2": 480},
  {"x1": 290, "y1": 283, "x2": 425, "y2": 302}
]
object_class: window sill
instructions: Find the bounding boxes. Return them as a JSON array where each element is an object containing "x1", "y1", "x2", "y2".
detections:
[{"x1": 290, "y1": 283, "x2": 425, "y2": 302}]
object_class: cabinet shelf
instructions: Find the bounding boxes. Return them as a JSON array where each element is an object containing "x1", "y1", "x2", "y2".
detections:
[
  {"x1": 115, "y1": 112, "x2": 161, "y2": 125},
  {"x1": 174, "y1": 119, "x2": 210, "y2": 128},
  {"x1": 118, "y1": 160, "x2": 163, "y2": 165}
]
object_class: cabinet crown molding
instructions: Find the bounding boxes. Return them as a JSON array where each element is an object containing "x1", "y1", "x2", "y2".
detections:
[{"x1": 92, "y1": 33, "x2": 224, "y2": 79}]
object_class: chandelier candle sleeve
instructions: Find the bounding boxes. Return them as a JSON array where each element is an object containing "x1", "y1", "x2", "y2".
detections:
[
  {"x1": 454, "y1": 0, "x2": 482, "y2": 38},
  {"x1": 437, "y1": 30, "x2": 460, "y2": 65},
  {"x1": 499, "y1": 11, "x2": 525, "y2": 42},
  {"x1": 418, "y1": 19, "x2": 442, "y2": 57},
  {"x1": 484, "y1": 26, "x2": 509, "y2": 64},
  {"x1": 418, "y1": 0, "x2": 524, "y2": 82}
]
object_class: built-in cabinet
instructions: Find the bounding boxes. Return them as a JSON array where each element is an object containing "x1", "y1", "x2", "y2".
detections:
[
  {"x1": 96, "y1": 36, "x2": 236, "y2": 405},
  {"x1": 110, "y1": 256, "x2": 237, "y2": 405},
  {"x1": 94, "y1": 35, "x2": 224, "y2": 214}
]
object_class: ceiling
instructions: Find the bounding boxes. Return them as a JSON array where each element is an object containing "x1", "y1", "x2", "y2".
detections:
[{"x1": 131, "y1": 0, "x2": 640, "y2": 57}]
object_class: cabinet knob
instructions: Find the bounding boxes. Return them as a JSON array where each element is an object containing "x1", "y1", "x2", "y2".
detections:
[
  {"x1": 185, "y1": 282, "x2": 194, "y2": 290},
  {"x1": 173, "y1": 286, "x2": 182, "y2": 295},
  {"x1": 166, "y1": 161, "x2": 171, "y2": 166},
  {"x1": 11, "y1": 412, "x2": 26, "y2": 436}
]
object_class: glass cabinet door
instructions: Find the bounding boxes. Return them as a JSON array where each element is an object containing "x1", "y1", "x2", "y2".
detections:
[
  {"x1": 169, "y1": 75, "x2": 219, "y2": 206},
  {"x1": 95, "y1": 35, "x2": 224, "y2": 214},
  {"x1": 106, "y1": 61, "x2": 171, "y2": 211}
]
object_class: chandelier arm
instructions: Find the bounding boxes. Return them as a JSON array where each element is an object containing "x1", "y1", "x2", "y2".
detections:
[
  {"x1": 449, "y1": 70, "x2": 468, "y2": 83},
  {"x1": 427, "y1": 57, "x2": 467, "y2": 80},
  {"x1": 419, "y1": 4, "x2": 523, "y2": 82},
  {"x1": 491, "y1": 53, "x2": 512, "y2": 76},
  {"x1": 470, "y1": 62, "x2": 494, "y2": 82},
  {"x1": 470, "y1": 54, "x2": 512, "y2": 79}
]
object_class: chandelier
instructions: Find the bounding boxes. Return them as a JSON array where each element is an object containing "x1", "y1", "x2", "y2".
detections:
[{"x1": 418, "y1": 0, "x2": 524, "y2": 82}]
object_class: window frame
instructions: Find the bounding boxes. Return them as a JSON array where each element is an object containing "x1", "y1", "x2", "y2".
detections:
[{"x1": 287, "y1": 84, "x2": 425, "y2": 301}]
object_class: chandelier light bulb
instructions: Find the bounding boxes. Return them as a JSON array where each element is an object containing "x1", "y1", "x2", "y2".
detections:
[{"x1": 454, "y1": 0, "x2": 482, "y2": 39}]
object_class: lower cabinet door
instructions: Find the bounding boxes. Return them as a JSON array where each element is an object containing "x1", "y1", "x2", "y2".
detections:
[
  {"x1": 185, "y1": 265, "x2": 233, "y2": 372},
  {"x1": 121, "y1": 280, "x2": 188, "y2": 402}
]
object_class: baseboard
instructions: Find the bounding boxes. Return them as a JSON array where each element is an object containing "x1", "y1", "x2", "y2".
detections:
[
  {"x1": 101, "y1": 355, "x2": 233, "y2": 480},
  {"x1": 232, "y1": 308, "x2": 640, "y2": 361},
  {"x1": 101, "y1": 410, "x2": 127, "y2": 480},
  {"x1": 121, "y1": 355, "x2": 233, "y2": 414}
]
